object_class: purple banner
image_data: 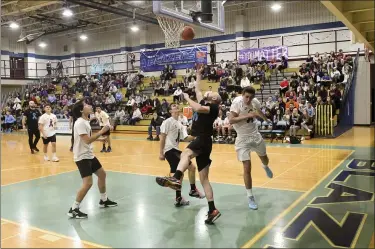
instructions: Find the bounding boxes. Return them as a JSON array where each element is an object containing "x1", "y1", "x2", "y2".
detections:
[{"x1": 238, "y1": 46, "x2": 288, "y2": 64}]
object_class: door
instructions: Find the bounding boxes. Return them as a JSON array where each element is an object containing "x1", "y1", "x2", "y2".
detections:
[{"x1": 10, "y1": 57, "x2": 25, "y2": 79}]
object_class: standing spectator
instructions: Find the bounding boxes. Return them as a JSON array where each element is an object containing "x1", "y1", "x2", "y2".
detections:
[
  {"x1": 46, "y1": 61, "x2": 52, "y2": 75},
  {"x1": 209, "y1": 40, "x2": 216, "y2": 64}
]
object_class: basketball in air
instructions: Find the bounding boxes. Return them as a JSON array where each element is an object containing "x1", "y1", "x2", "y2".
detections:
[{"x1": 181, "y1": 26, "x2": 195, "y2": 40}]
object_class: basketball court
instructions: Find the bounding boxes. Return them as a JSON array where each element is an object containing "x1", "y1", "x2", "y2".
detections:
[
  {"x1": 1, "y1": 0, "x2": 374, "y2": 248},
  {"x1": 1, "y1": 127, "x2": 374, "y2": 248}
]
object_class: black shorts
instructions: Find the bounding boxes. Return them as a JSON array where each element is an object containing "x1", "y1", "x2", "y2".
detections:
[
  {"x1": 187, "y1": 136, "x2": 213, "y2": 172},
  {"x1": 165, "y1": 149, "x2": 182, "y2": 173},
  {"x1": 75, "y1": 157, "x2": 103, "y2": 178},
  {"x1": 100, "y1": 126, "x2": 110, "y2": 136},
  {"x1": 42, "y1": 135, "x2": 56, "y2": 144}
]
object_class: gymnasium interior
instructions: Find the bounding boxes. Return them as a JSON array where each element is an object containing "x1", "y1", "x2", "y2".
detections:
[{"x1": 1, "y1": 0, "x2": 374, "y2": 248}]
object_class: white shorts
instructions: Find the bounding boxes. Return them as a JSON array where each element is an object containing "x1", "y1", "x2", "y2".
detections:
[{"x1": 235, "y1": 133, "x2": 267, "y2": 162}]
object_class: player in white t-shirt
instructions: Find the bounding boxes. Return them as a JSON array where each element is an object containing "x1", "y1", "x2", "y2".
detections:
[
  {"x1": 159, "y1": 104, "x2": 205, "y2": 207},
  {"x1": 94, "y1": 107, "x2": 112, "y2": 153},
  {"x1": 68, "y1": 100, "x2": 117, "y2": 219},
  {"x1": 38, "y1": 104, "x2": 59, "y2": 162},
  {"x1": 229, "y1": 86, "x2": 274, "y2": 210}
]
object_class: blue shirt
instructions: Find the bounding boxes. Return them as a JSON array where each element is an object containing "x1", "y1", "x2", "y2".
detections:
[{"x1": 5, "y1": 115, "x2": 16, "y2": 123}]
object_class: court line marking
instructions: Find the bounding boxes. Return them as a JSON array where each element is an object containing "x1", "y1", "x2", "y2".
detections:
[
  {"x1": 240, "y1": 150, "x2": 355, "y2": 248},
  {"x1": 259, "y1": 149, "x2": 323, "y2": 188},
  {"x1": 1, "y1": 169, "x2": 77, "y2": 187},
  {"x1": 105, "y1": 169, "x2": 305, "y2": 193},
  {"x1": 0, "y1": 218, "x2": 110, "y2": 248}
]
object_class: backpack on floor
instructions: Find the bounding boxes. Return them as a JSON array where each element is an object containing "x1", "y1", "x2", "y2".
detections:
[{"x1": 289, "y1": 136, "x2": 301, "y2": 144}]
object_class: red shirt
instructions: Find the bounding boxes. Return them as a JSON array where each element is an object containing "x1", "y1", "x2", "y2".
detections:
[{"x1": 280, "y1": 80, "x2": 289, "y2": 88}]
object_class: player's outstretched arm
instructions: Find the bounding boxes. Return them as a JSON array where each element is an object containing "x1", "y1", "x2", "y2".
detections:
[
  {"x1": 194, "y1": 65, "x2": 204, "y2": 103},
  {"x1": 183, "y1": 93, "x2": 210, "y2": 114}
]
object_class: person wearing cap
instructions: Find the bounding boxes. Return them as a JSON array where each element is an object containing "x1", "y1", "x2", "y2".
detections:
[{"x1": 22, "y1": 101, "x2": 42, "y2": 154}]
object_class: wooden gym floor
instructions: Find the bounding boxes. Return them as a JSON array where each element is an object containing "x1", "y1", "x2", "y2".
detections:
[{"x1": 1, "y1": 127, "x2": 374, "y2": 248}]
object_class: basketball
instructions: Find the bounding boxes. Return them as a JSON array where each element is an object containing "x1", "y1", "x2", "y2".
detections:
[{"x1": 181, "y1": 26, "x2": 195, "y2": 40}]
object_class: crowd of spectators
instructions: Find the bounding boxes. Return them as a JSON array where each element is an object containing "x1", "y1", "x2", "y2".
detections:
[{"x1": 2, "y1": 48, "x2": 353, "y2": 144}]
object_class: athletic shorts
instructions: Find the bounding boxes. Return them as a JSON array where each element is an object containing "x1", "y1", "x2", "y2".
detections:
[
  {"x1": 100, "y1": 126, "x2": 110, "y2": 136},
  {"x1": 75, "y1": 157, "x2": 103, "y2": 178},
  {"x1": 187, "y1": 136, "x2": 212, "y2": 172},
  {"x1": 165, "y1": 148, "x2": 182, "y2": 173},
  {"x1": 42, "y1": 134, "x2": 56, "y2": 144},
  {"x1": 235, "y1": 133, "x2": 267, "y2": 162}
]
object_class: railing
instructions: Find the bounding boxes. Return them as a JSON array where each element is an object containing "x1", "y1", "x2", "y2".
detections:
[
  {"x1": 1, "y1": 28, "x2": 363, "y2": 80},
  {"x1": 332, "y1": 48, "x2": 360, "y2": 137}
]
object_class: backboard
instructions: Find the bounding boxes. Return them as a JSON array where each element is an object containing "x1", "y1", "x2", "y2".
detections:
[{"x1": 153, "y1": 0, "x2": 225, "y2": 33}]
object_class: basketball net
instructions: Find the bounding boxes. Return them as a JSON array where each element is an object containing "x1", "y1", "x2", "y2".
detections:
[{"x1": 156, "y1": 15, "x2": 185, "y2": 48}]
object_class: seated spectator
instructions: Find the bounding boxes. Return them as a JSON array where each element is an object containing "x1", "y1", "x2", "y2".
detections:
[
  {"x1": 147, "y1": 113, "x2": 164, "y2": 141},
  {"x1": 129, "y1": 104, "x2": 142, "y2": 125},
  {"x1": 318, "y1": 86, "x2": 328, "y2": 102},
  {"x1": 173, "y1": 87, "x2": 183, "y2": 103},
  {"x1": 279, "y1": 77, "x2": 289, "y2": 96},
  {"x1": 330, "y1": 67, "x2": 341, "y2": 83},
  {"x1": 300, "y1": 110, "x2": 314, "y2": 134},
  {"x1": 115, "y1": 90, "x2": 123, "y2": 102},
  {"x1": 266, "y1": 97, "x2": 275, "y2": 110},
  {"x1": 114, "y1": 107, "x2": 126, "y2": 125},
  {"x1": 4, "y1": 111, "x2": 16, "y2": 132},
  {"x1": 213, "y1": 114, "x2": 223, "y2": 141},
  {"x1": 222, "y1": 112, "x2": 234, "y2": 142},
  {"x1": 178, "y1": 112, "x2": 189, "y2": 138},
  {"x1": 126, "y1": 96, "x2": 135, "y2": 112},
  {"x1": 289, "y1": 108, "x2": 302, "y2": 137},
  {"x1": 306, "y1": 102, "x2": 315, "y2": 118},
  {"x1": 240, "y1": 75, "x2": 251, "y2": 89},
  {"x1": 277, "y1": 56, "x2": 288, "y2": 72}
]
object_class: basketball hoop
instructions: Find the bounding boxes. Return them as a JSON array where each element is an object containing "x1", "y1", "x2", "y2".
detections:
[{"x1": 156, "y1": 15, "x2": 185, "y2": 48}]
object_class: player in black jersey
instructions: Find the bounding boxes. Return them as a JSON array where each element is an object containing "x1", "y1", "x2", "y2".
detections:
[
  {"x1": 22, "y1": 101, "x2": 42, "y2": 154},
  {"x1": 156, "y1": 65, "x2": 222, "y2": 224}
]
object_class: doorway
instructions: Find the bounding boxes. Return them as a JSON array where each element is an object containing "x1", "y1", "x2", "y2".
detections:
[{"x1": 10, "y1": 57, "x2": 25, "y2": 79}]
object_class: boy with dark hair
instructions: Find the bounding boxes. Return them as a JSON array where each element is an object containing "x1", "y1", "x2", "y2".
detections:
[
  {"x1": 38, "y1": 104, "x2": 59, "y2": 162},
  {"x1": 68, "y1": 101, "x2": 117, "y2": 219}
]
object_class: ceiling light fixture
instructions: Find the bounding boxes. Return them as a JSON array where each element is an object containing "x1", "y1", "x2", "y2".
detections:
[
  {"x1": 9, "y1": 22, "x2": 19, "y2": 29},
  {"x1": 80, "y1": 34, "x2": 88, "y2": 40},
  {"x1": 271, "y1": 3, "x2": 281, "y2": 11},
  {"x1": 130, "y1": 23, "x2": 139, "y2": 32},
  {"x1": 39, "y1": 42, "x2": 47, "y2": 48},
  {"x1": 63, "y1": 8, "x2": 73, "y2": 17}
]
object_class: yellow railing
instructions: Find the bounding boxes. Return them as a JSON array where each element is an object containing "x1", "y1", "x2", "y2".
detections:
[{"x1": 315, "y1": 104, "x2": 333, "y2": 136}]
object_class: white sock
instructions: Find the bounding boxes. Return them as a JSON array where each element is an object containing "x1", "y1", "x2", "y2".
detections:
[
  {"x1": 100, "y1": 192, "x2": 108, "y2": 201},
  {"x1": 261, "y1": 164, "x2": 268, "y2": 169},
  {"x1": 72, "y1": 201, "x2": 80, "y2": 210},
  {"x1": 52, "y1": 153, "x2": 56, "y2": 158},
  {"x1": 246, "y1": 189, "x2": 253, "y2": 197}
]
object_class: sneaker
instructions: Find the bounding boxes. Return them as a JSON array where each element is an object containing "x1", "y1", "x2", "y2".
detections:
[
  {"x1": 99, "y1": 198, "x2": 118, "y2": 208},
  {"x1": 155, "y1": 176, "x2": 181, "y2": 191},
  {"x1": 263, "y1": 166, "x2": 273, "y2": 178},
  {"x1": 248, "y1": 196, "x2": 258, "y2": 210},
  {"x1": 106, "y1": 147, "x2": 112, "y2": 153},
  {"x1": 205, "y1": 209, "x2": 221, "y2": 224},
  {"x1": 31, "y1": 149, "x2": 34, "y2": 154},
  {"x1": 100, "y1": 147, "x2": 106, "y2": 153},
  {"x1": 70, "y1": 146, "x2": 73, "y2": 152},
  {"x1": 147, "y1": 136, "x2": 153, "y2": 141},
  {"x1": 33, "y1": 147, "x2": 39, "y2": 152},
  {"x1": 67, "y1": 208, "x2": 88, "y2": 219},
  {"x1": 174, "y1": 197, "x2": 190, "y2": 207},
  {"x1": 189, "y1": 188, "x2": 205, "y2": 199},
  {"x1": 51, "y1": 156, "x2": 59, "y2": 162},
  {"x1": 154, "y1": 136, "x2": 160, "y2": 141},
  {"x1": 44, "y1": 156, "x2": 49, "y2": 161}
]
